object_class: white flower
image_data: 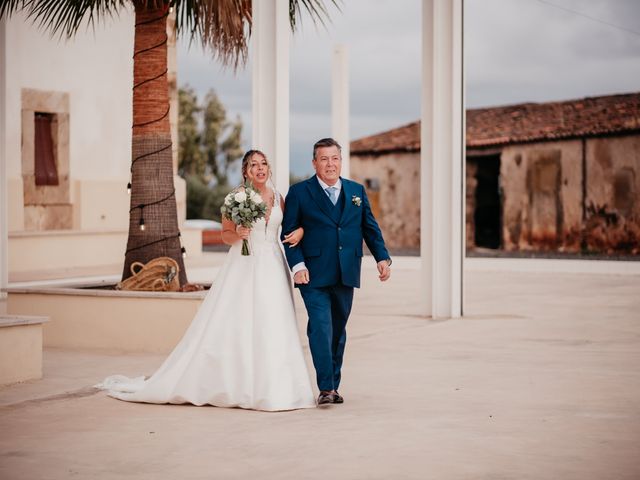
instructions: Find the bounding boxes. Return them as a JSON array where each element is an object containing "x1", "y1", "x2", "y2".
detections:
[
  {"x1": 224, "y1": 194, "x2": 233, "y2": 205},
  {"x1": 252, "y1": 193, "x2": 263, "y2": 204},
  {"x1": 352, "y1": 195, "x2": 362, "y2": 207},
  {"x1": 234, "y1": 191, "x2": 247, "y2": 203}
]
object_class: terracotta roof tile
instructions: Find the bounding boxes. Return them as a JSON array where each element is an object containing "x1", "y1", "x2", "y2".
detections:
[
  {"x1": 350, "y1": 121, "x2": 421, "y2": 155},
  {"x1": 350, "y1": 92, "x2": 640, "y2": 154}
]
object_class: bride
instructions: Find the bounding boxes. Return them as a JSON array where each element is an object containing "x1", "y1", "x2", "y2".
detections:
[{"x1": 96, "y1": 150, "x2": 316, "y2": 411}]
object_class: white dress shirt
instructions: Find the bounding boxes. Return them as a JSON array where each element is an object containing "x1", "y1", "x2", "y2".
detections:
[{"x1": 291, "y1": 177, "x2": 342, "y2": 275}]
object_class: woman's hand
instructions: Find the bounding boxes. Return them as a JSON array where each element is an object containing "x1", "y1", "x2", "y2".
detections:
[
  {"x1": 283, "y1": 227, "x2": 304, "y2": 248},
  {"x1": 236, "y1": 225, "x2": 251, "y2": 240}
]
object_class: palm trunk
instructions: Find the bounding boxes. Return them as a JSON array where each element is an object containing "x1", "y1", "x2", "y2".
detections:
[{"x1": 122, "y1": 0, "x2": 187, "y2": 287}]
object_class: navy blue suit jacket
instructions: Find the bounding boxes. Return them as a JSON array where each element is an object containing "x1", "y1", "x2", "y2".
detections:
[{"x1": 281, "y1": 176, "x2": 389, "y2": 289}]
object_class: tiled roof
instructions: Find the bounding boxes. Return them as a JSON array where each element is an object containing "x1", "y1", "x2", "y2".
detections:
[
  {"x1": 350, "y1": 121, "x2": 421, "y2": 155},
  {"x1": 350, "y1": 92, "x2": 640, "y2": 155}
]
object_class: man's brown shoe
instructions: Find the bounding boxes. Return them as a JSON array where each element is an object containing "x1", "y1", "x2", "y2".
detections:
[
  {"x1": 318, "y1": 391, "x2": 335, "y2": 405},
  {"x1": 332, "y1": 392, "x2": 344, "y2": 404}
]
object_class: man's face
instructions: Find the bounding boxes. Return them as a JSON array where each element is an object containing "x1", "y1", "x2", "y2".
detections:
[{"x1": 312, "y1": 145, "x2": 342, "y2": 185}]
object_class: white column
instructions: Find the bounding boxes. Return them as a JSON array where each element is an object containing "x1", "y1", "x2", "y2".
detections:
[
  {"x1": 251, "y1": 0, "x2": 290, "y2": 195},
  {"x1": 331, "y1": 44, "x2": 350, "y2": 178},
  {"x1": 0, "y1": 19, "x2": 7, "y2": 302},
  {"x1": 421, "y1": 0, "x2": 464, "y2": 318}
]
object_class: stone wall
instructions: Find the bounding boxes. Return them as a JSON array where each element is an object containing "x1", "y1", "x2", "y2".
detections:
[
  {"x1": 499, "y1": 134, "x2": 639, "y2": 253},
  {"x1": 500, "y1": 139, "x2": 583, "y2": 252},
  {"x1": 349, "y1": 152, "x2": 420, "y2": 249},
  {"x1": 352, "y1": 133, "x2": 640, "y2": 255},
  {"x1": 465, "y1": 160, "x2": 477, "y2": 248},
  {"x1": 583, "y1": 135, "x2": 640, "y2": 254}
]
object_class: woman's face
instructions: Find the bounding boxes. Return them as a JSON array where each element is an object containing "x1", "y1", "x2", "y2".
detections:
[{"x1": 245, "y1": 153, "x2": 269, "y2": 187}]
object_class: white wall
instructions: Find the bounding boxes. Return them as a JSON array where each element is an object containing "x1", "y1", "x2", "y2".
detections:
[{"x1": 3, "y1": 9, "x2": 134, "y2": 181}]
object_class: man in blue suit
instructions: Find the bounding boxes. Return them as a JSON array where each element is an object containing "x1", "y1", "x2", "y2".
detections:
[{"x1": 281, "y1": 138, "x2": 392, "y2": 406}]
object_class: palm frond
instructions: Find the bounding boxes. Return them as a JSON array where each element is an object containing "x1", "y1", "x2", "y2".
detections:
[
  {"x1": 290, "y1": 0, "x2": 341, "y2": 32},
  {"x1": 0, "y1": 0, "x2": 26, "y2": 19},
  {"x1": 0, "y1": 0, "x2": 341, "y2": 67},
  {"x1": 173, "y1": 0, "x2": 252, "y2": 70},
  {"x1": 171, "y1": 0, "x2": 340, "y2": 69}
]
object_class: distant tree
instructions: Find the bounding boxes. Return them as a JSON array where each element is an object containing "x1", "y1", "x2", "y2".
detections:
[
  {"x1": 218, "y1": 115, "x2": 244, "y2": 183},
  {"x1": 185, "y1": 175, "x2": 210, "y2": 219},
  {"x1": 178, "y1": 87, "x2": 205, "y2": 179},
  {"x1": 179, "y1": 87, "x2": 243, "y2": 221},
  {"x1": 201, "y1": 90, "x2": 243, "y2": 186},
  {"x1": 202, "y1": 184, "x2": 230, "y2": 222}
]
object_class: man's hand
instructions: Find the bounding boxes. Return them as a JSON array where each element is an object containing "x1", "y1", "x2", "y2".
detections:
[
  {"x1": 293, "y1": 269, "x2": 310, "y2": 285},
  {"x1": 377, "y1": 260, "x2": 391, "y2": 282}
]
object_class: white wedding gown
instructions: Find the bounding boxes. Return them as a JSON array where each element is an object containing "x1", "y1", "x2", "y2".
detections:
[{"x1": 96, "y1": 199, "x2": 316, "y2": 411}]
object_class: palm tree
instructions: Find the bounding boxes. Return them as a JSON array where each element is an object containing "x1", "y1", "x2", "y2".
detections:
[{"x1": 0, "y1": 0, "x2": 336, "y2": 288}]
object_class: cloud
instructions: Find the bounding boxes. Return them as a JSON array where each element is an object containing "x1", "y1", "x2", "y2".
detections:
[
  {"x1": 178, "y1": 0, "x2": 640, "y2": 176},
  {"x1": 466, "y1": 0, "x2": 640, "y2": 107}
]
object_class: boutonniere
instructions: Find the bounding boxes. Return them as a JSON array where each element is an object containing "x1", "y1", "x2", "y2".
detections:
[{"x1": 352, "y1": 195, "x2": 362, "y2": 207}]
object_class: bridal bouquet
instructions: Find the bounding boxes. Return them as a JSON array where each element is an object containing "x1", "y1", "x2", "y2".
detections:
[{"x1": 221, "y1": 182, "x2": 268, "y2": 256}]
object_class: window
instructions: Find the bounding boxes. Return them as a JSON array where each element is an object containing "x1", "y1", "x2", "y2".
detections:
[
  {"x1": 34, "y1": 112, "x2": 59, "y2": 186},
  {"x1": 21, "y1": 88, "x2": 72, "y2": 230},
  {"x1": 365, "y1": 178, "x2": 380, "y2": 191}
]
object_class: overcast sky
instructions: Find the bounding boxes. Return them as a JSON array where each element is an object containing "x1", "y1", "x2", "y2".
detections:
[{"x1": 177, "y1": 0, "x2": 640, "y2": 177}]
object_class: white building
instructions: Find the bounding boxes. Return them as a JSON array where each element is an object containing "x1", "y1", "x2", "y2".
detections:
[{"x1": 0, "y1": 9, "x2": 193, "y2": 284}]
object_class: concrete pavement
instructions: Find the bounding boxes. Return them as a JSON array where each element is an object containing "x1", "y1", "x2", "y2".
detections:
[{"x1": 1, "y1": 257, "x2": 639, "y2": 479}]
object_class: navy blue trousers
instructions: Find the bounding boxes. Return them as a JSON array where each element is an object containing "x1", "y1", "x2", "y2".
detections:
[{"x1": 299, "y1": 284, "x2": 354, "y2": 392}]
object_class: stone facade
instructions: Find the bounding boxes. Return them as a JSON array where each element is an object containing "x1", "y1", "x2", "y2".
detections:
[
  {"x1": 349, "y1": 152, "x2": 420, "y2": 250},
  {"x1": 583, "y1": 135, "x2": 640, "y2": 253},
  {"x1": 465, "y1": 135, "x2": 640, "y2": 254},
  {"x1": 498, "y1": 140, "x2": 582, "y2": 251},
  {"x1": 350, "y1": 93, "x2": 640, "y2": 255}
]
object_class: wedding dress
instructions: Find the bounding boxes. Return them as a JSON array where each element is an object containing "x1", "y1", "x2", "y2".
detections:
[{"x1": 96, "y1": 195, "x2": 316, "y2": 411}]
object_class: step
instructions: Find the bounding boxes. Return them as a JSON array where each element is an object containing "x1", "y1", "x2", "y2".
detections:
[{"x1": 0, "y1": 314, "x2": 50, "y2": 386}]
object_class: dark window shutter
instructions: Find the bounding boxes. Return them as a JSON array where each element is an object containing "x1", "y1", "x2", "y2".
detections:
[{"x1": 34, "y1": 113, "x2": 59, "y2": 186}]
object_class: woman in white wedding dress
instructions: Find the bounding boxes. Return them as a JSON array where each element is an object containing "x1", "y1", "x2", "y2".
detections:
[{"x1": 96, "y1": 150, "x2": 316, "y2": 411}]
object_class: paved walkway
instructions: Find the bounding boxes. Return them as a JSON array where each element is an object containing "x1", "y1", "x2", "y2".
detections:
[{"x1": 1, "y1": 257, "x2": 639, "y2": 479}]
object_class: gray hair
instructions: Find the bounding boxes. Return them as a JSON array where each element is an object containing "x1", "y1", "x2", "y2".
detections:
[{"x1": 313, "y1": 138, "x2": 342, "y2": 159}]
